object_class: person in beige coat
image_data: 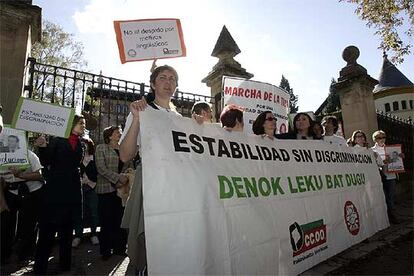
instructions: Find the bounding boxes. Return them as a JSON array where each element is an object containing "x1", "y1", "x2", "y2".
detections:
[{"x1": 95, "y1": 125, "x2": 132, "y2": 260}]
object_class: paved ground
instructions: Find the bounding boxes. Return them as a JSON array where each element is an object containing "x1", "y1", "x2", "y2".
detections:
[
  {"x1": 1, "y1": 194, "x2": 413, "y2": 275},
  {"x1": 303, "y1": 197, "x2": 413, "y2": 276}
]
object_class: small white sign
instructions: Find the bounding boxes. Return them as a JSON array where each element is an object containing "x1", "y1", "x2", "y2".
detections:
[
  {"x1": 114, "y1": 18, "x2": 186, "y2": 63},
  {"x1": 0, "y1": 126, "x2": 29, "y2": 169},
  {"x1": 12, "y1": 98, "x2": 75, "y2": 138}
]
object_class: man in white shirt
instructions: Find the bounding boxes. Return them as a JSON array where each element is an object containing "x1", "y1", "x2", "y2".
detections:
[
  {"x1": 0, "y1": 149, "x2": 44, "y2": 263},
  {"x1": 322, "y1": 116, "x2": 347, "y2": 146}
]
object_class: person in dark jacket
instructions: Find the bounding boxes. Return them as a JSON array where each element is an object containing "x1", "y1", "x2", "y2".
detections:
[
  {"x1": 33, "y1": 115, "x2": 86, "y2": 275},
  {"x1": 275, "y1": 112, "x2": 319, "y2": 140}
]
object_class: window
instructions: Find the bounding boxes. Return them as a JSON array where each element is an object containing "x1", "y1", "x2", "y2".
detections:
[
  {"x1": 401, "y1": 100, "x2": 407, "y2": 110},
  {"x1": 410, "y1": 100, "x2": 413, "y2": 109},
  {"x1": 393, "y1": 101, "x2": 399, "y2": 111},
  {"x1": 385, "y1": 103, "x2": 391, "y2": 112}
]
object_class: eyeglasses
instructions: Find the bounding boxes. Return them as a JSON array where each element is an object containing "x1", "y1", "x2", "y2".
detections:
[
  {"x1": 265, "y1": 117, "x2": 277, "y2": 121},
  {"x1": 377, "y1": 136, "x2": 386, "y2": 139}
]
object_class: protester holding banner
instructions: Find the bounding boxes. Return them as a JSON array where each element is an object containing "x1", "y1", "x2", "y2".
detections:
[
  {"x1": 350, "y1": 130, "x2": 369, "y2": 148},
  {"x1": 275, "y1": 112, "x2": 316, "y2": 140},
  {"x1": 119, "y1": 64, "x2": 182, "y2": 274},
  {"x1": 322, "y1": 115, "x2": 347, "y2": 146},
  {"x1": 220, "y1": 104, "x2": 244, "y2": 132},
  {"x1": 33, "y1": 115, "x2": 86, "y2": 275},
  {"x1": 72, "y1": 138, "x2": 100, "y2": 248},
  {"x1": 252, "y1": 111, "x2": 277, "y2": 139},
  {"x1": 95, "y1": 125, "x2": 131, "y2": 260},
  {"x1": 0, "y1": 149, "x2": 44, "y2": 264},
  {"x1": 371, "y1": 130, "x2": 400, "y2": 224}
]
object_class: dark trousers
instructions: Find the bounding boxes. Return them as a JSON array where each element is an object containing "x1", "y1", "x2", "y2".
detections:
[
  {"x1": 383, "y1": 178, "x2": 396, "y2": 211},
  {"x1": 34, "y1": 203, "x2": 79, "y2": 275},
  {"x1": 98, "y1": 192, "x2": 127, "y2": 256},
  {"x1": 0, "y1": 188, "x2": 43, "y2": 263}
]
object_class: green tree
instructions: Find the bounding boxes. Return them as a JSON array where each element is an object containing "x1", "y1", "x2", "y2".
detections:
[
  {"x1": 279, "y1": 75, "x2": 298, "y2": 113},
  {"x1": 30, "y1": 21, "x2": 88, "y2": 107},
  {"x1": 31, "y1": 20, "x2": 87, "y2": 69},
  {"x1": 342, "y1": 0, "x2": 414, "y2": 64},
  {"x1": 325, "y1": 78, "x2": 341, "y2": 114}
]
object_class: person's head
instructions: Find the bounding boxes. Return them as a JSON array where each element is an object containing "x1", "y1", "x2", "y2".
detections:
[
  {"x1": 351, "y1": 130, "x2": 367, "y2": 147},
  {"x1": 220, "y1": 105, "x2": 244, "y2": 132},
  {"x1": 313, "y1": 121, "x2": 323, "y2": 139},
  {"x1": 391, "y1": 151, "x2": 399, "y2": 161},
  {"x1": 252, "y1": 111, "x2": 277, "y2": 136},
  {"x1": 372, "y1": 130, "x2": 386, "y2": 147},
  {"x1": 192, "y1": 101, "x2": 213, "y2": 123},
  {"x1": 321, "y1": 116, "x2": 339, "y2": 136},
  {"x1": 82, "y1": 138, "x2": 95, "y2": 156},
  {"x1": 7, "y1": 135, "x2": 19, "y2": 151},
  {"x1": 293, "y1": 113, "x2": 314, "y2": 136},
  {"x1": 279, "y1": 123, "x2": 287, "y2": 134},
  {"x1": 147, "y1": 65, "x2": 179, "y2": 102},
  {"x1": 103, "y1": 125, "x2": 122, "y2": 144},
  {"x1": 71, "y1": 115, "x2": 86, "y2": 136}
]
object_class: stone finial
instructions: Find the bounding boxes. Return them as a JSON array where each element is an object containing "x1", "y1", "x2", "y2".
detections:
[
  {"x1": 342, "y1": 46, "x2": 359, "y2": 66},
  {"x1": 338, "y1": 45, "x2": 367, "y2": 81},
  {"x1": 211, "y1": 25, "x2": 241, "y2": 58}
]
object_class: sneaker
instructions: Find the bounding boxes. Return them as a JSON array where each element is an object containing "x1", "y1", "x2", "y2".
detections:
[
  {"x1": 90, "y1": 235, "x2": 99, "y2": 245},
  {"x1": 71, "y1": 237, "x2": 81, "y2": 248}
]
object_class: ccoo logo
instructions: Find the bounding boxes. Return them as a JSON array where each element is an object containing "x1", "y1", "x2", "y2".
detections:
[
  {"x1": 344, "y1": 200, "x2": 360, "y2": 235},
  {"x1": 289, "y1": 219, "x2": 327, "y2": 257}
]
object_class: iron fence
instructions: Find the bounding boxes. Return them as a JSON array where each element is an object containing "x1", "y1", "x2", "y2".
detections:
[
  {"x1": 376, "y1": 111, "x2": 414, "y2": 176},
  {"x1": 24, "y1": 58, "x2": 214, "y2": 143}
]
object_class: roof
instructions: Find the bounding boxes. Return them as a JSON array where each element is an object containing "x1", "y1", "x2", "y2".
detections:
[
  {"x1": 373, "y1": 53, "x2": 413, "y2": 93},
  {"x1": 211, "y1": 25, "x2": 241, "y2": 57}
]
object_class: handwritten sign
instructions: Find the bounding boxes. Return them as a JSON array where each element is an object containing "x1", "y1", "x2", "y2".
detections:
[
  {"x1": 0, "y1": 126, "x2": 29, "y2": 169},
  {"x1": 114, "y1": 18, "x2": 186, "y2": 63},
  {"x1": 12, "y1": 98, "x2": 75, "y2": 138}
]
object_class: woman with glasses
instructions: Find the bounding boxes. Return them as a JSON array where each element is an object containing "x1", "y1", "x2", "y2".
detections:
[
  {"x1": 350, "y1": 130, "x2": 369, "y2": 148},
  {"x1": 371, "y1": 130, "x2": 400, "y2": 224},
  {"x1": 252, "y1": 111, "x2": 277, "y2": 139}
]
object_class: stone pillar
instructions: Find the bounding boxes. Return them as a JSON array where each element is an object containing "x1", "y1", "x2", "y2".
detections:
[
  {"x1": 202, "y1": 26, "x2": 253, "y2": 120},
  {"x1": 0, "y1": 1, "x2": 41, "y2": 124},
  {"x1": 331, "y1": 46, "x2": 379, "y2": 145}
]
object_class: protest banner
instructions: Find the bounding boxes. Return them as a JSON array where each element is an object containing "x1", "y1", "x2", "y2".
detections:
[
  {"x1": 385, "y1": 144, "x2": 405, "y2": 173},
  {"x1": 222, "y1": 76, "x2": 290, "y2": 134},
  {"x1": 12, "y1": 97, "x2": 75, "y2": 138},
  {"x1": 0, "y1": 126, "x2": 29, "y2": 169},
  {"x1": 114, "y1": 18, "x2": 186, "y2": 63},
  {"x1": 140, "y1": 109, "x2": 389, "y2": 275}
]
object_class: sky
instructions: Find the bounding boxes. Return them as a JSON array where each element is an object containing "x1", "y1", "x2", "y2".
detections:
[{"x1": 33, "y1": 0, "x2": 413, "y2": 112}]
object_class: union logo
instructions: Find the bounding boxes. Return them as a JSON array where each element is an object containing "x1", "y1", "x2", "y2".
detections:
[{"x1": 344, "y1": 200, "x2": 360, "y2": 235}]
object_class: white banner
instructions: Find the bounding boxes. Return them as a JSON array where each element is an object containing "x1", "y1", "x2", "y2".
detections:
[
  {"x1": 12, "y1": 97, "x2": 75, "y2": 138},
  {"x1": 114, "y1": 18, "x2": 186, "y2": 63},
  {"x1": 140, "y1": 109, "x2": 389, "y2": 275},
  {"x1": 222, "y1": 76, "x2": 290, "y2": 134}
]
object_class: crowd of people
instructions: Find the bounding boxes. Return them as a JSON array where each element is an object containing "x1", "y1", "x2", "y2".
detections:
[{"x1": 0, "y1": 64, "x2": 404, "y2": 275}]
